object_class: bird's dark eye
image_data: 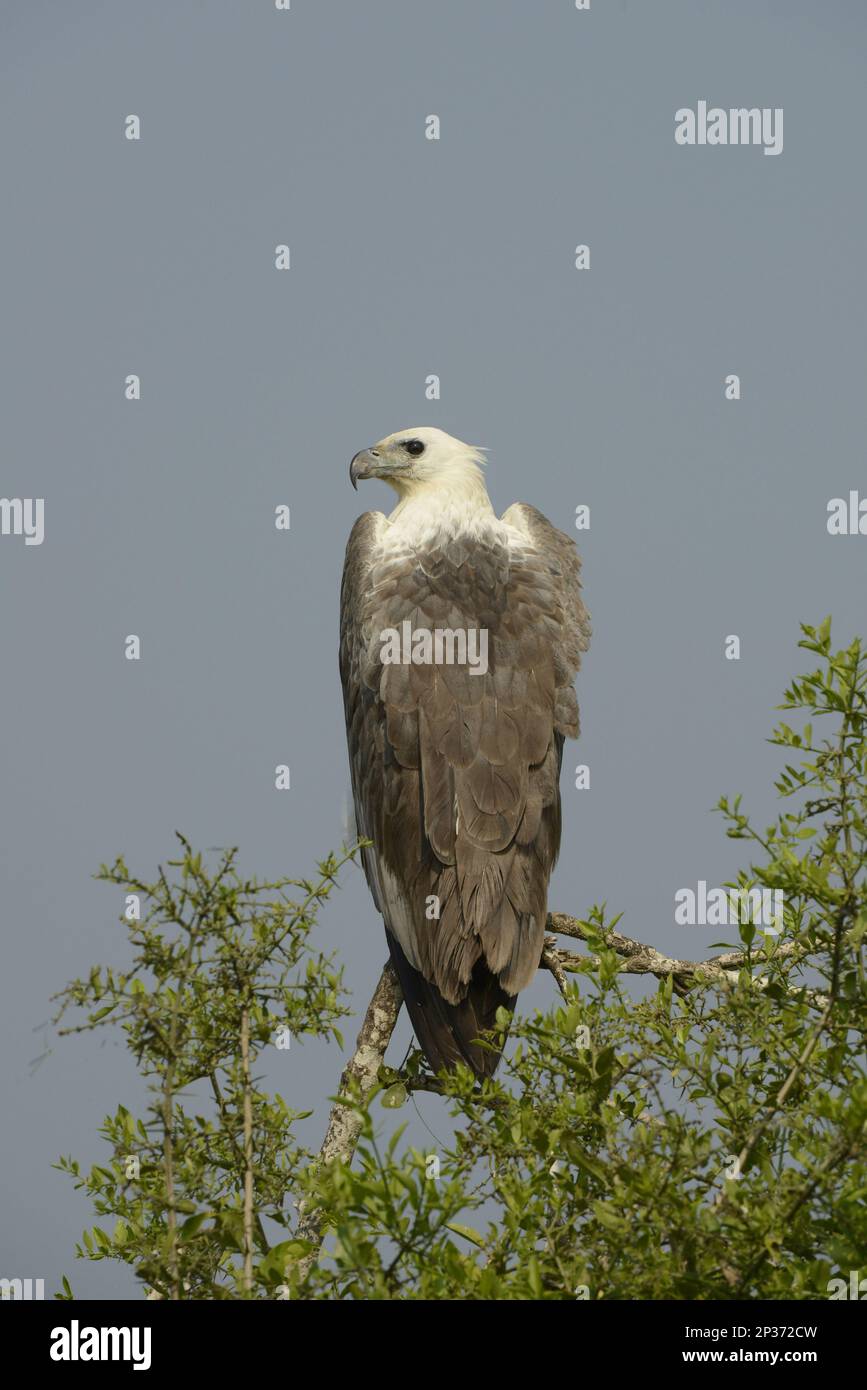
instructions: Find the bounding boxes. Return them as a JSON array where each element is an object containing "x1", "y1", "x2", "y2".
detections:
[{"x1": 404, "y1": 439, "x2": 425, "y2": 457}]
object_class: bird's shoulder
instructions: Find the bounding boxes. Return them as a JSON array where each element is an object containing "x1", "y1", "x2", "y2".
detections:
[
  {"x1": 500, "y1": 501, "x2": 591, "y2": 667},
  {"x1": 344, "y1": 508, "x2": 386, "y2": 558},
  {"x1": 501, "y1": 501, "x2": 577, "y2": 561}
]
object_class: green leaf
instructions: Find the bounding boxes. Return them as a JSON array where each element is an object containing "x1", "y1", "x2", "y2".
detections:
[
  {"x1": 445, "y1": 1222, "x2": 486, "y2": 1249},
  {"x1": 179, "y1": 1213, "x2": 209, "y2": 1241},
  {"x1": 380, "y1": 1083, "x2": 408, "y2": 1109}
]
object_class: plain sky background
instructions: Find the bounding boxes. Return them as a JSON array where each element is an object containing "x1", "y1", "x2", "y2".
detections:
[{"x1": 1, "y1": 0, "x2": 865, "y2": 1298}]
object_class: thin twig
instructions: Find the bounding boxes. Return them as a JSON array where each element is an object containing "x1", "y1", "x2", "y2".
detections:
[{"x1": 240, "y1": 1005, "x2": 255, "y2": 1295}]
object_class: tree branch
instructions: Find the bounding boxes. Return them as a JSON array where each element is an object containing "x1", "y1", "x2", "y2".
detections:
[
  {"x1": 292, "y1": 960, "x2": 403, "y2": 1284},
  {"x1": 546, "y1": 912, "x2": 804, "y2": 984}
]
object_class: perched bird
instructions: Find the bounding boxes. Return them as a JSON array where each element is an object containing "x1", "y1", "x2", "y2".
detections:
[{"x1": 340, "y1": 427, "x2": 590, "y2": 1078}]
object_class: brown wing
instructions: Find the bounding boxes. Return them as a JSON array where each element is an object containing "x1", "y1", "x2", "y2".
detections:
[{"x1": 339, "y1": 504, "x2": 590, "y2": 1068}]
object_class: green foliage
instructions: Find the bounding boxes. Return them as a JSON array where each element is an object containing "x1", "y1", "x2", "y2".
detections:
[
  {"x1": 297, "y1": 620, "x2": 866, "y2": 1299},
  {"x1": 57, "y1": 623, "x2": 866, "y2": 1299},
  {"x1": 54, "y1": 838, "x2": 355, "y2": 1299}
]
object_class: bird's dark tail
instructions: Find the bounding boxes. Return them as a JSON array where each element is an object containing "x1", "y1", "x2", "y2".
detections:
[{"x1": 385, "y1": 930, "x2": 515, "y2": 1079}]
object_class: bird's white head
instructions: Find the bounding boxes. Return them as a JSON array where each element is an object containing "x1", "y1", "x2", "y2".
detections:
[{"x1": 349, "y1": 427, "x2": 487, "y2": 502}]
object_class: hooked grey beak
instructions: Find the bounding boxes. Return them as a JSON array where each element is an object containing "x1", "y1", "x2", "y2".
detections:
[{"x1": 350, "y1": 447, "x2": 380, "y2": 490}]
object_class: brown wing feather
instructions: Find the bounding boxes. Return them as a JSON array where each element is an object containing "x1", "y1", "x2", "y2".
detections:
[{"x1": 339, "y1": 503, "x2": 590, "y2": 1075}]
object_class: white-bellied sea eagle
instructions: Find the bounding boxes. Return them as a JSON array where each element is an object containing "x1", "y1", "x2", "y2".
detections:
[{"x1": 340, "y1": 427, "x2": 590, "y2": 1077}]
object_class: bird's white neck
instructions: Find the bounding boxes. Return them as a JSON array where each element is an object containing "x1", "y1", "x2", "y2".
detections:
[{"x1": 385, "y1": 461, "x2": 495, "y2": 541}]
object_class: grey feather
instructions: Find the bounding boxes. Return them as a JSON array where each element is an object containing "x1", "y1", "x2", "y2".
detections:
[{"x1": 339, "y1": 497, "x2": 590, "y2": 1075}]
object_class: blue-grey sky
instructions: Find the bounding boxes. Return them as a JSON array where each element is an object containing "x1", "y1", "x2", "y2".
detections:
[{"x1": 1, "y1": 0, "x2": 865, "y2": 1298}]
